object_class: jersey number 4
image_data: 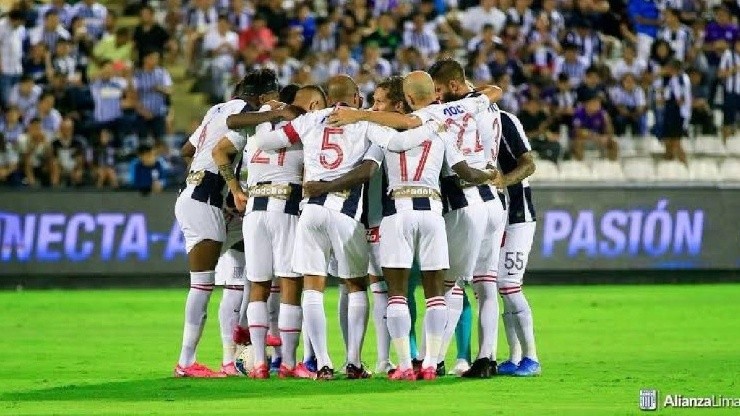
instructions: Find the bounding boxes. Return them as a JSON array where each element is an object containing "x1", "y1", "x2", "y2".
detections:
[
  {"x1": 251, "y1": 148, "x2": 287, "y2": 166},
  {"x1": 320, "y1": 127, "x2": 344, "y2": 169},
  {"x1": 399, "y1": 140, "x2": 432, "y2": 181}
]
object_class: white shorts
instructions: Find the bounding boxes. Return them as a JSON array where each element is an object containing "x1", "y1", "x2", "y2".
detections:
[
  {"x1": 215, "y1": 249, "x2": 246, "y2": 286},
  {"x1": 445, "y1": 199, "x2": 505, "y2": 282},
  {"x1": 174, "y1": 191, "x2": 225, "y2": 253},
  {"x1": 380, "y1": 211, "x2": 449, "y2": 271},
  {"x1": 473, "y1": 200, "x2": 507, "y2": 278},
  {"x1": 367, "y1": 226, "x2": 382, "y2": 277},
  {"x1": 222, "y1": 212, "x2": 244, "y2": 254},
  {"x1": 497, "y1": 222, "x2": 536, "y2": 286},
  {"x1": 292, "y1": 204, "x2": 369, "y2": 279},
  {"x1": 244, "y1": 211, "x2": 300, "y2": 282}
]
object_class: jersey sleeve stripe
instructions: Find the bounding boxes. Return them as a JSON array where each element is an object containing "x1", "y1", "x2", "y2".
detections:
[{"x1": 283, "y1": 122, "x2": 300, "y2": 145}]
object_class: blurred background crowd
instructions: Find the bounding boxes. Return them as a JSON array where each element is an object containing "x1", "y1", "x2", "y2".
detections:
[{"x1": 0, "y1": 0, "x2": 738, "y2": 191}]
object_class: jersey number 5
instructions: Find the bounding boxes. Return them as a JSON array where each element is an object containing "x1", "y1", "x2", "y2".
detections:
[
  {"x1": 320, "y1": 127, "x2": 344, "y2": 169},
  {"x1": 399, "y1": 140, "x2": 432, "y2": 181}
]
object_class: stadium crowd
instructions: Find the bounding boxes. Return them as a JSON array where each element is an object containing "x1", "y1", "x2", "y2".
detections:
[{"x1": 0, "y1": 0, "x2": 738, "y2": 188}]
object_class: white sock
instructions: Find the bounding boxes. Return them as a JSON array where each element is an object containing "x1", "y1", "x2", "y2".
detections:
[
  {"x1": 422, "y1": 296, "x2": 446, "y2": 369},
  {"x1": 302, "y1": 319, "x2": 314, "y2": 360},
  {"x1": 338, "y1": 284, "x2": 349, "y2": 358},
  {"x1": 473, "y1": 278, "x2": 499, "y2": 360},
  {"x1": 302, "y1": 290, "x2": 332, "y2": 369},
  {"x1": 437, "y1": 282, "x2": 464, "y2": 364},
  {"x1": 386, "y1": 296, "x2": 412, "y2": 370},
  {"x1": 369, "y1": 281, "x2": 390, "y2": 364},
  {"x1": 502, "y1": 312, "x2": 522, "y2": 363},
  {"x1": 237, "y1": 281, "x2": 250, "y2": 328},
  {"x1": 218, "y1": 285, "x2": 243, "y2": 364},
  {"x1": 347, "y1": 291, "x2": 368, "y2": 366},
  {"x1": 247, "y1": 301, "x2": 269, "y2": 366},
  {"x1": 500, "y1": 286, "x2": 538, "y2": 362},
  {"x1": 178, "y1": 271, "x2": 214, "y2": 367},
  {"x1": 279, "y1": 303, "x2": 302, "y2": 368}
]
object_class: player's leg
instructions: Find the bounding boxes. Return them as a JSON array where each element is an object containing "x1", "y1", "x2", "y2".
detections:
[
  {"x1": 367, "y1": 227, "x2": 392, "y2": 373},
  {"x1": 293, "y1": 206, "x2": 333, "y2": 378},
  {"x1": 173, "y1": 197, "x2": 225, "y2": 377},
  {"x1": 408, "y1": 261, "x2": 420, "y2": 361},
  {"x1": 344, "y1": 276, "x2": 370, "y2": 378},
  {"x1": 417, "y1": 212, "x2": 450, "y2": 380},
  {"x1": 497, "y1": 228, "x2": 523, "y2": 375},
  {"x1": 498, "y1": 222, "x2": 540, "y2": 377},
  {"x1": 337, "y1": 280, "x2": 349, "y2": 368},
  {"x1": 380, "y1": 213, "x2": 415, "y2": 380},
  {"x1": 267, "y1": 277, "x2": 282, "y2": 371},
  {"x1": 464, "y1": 201, "x2": 505, "y2": 378},
  {"x1": 450, "y1": 290, "x2": 473, "y2": 375},
  {"x1": 216, "y1": 249, "x2": 245, "y2": 375}
]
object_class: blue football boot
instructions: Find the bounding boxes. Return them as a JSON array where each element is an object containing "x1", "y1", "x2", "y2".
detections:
[
  {"x1": 497, "y1": 360, "x2": 519, "y2": 376},
  {"x1": 513, "y1": 357, "x2": 541, "y2": 377},
  {"x1": 270, "y1": 356, "x2": 282, "y2": 373},
  {"x1": 304, "y1": 356, "x2": 318, "y2": 373}
]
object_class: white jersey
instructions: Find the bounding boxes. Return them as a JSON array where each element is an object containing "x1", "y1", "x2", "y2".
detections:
[{"x1": 188, "y1": 99, "x2": 248, "y2": 174}]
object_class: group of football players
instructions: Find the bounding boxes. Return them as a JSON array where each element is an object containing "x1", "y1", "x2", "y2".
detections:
[{"x1": 173, "y1": 58, "x2": 540, "y2": 381}]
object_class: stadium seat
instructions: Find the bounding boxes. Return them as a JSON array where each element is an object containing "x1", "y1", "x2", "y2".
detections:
[
  {"x1": 719, "y1": 159, "x2": 740, "y2": 181},
  {"x1": 558, "y1": 160, "x2": 593, "y2": 181},
  {"x1": 688, "y1": 159, "x2": 720, "y2": 182},
  {"x1": 681, "y1": 138, "x2": 695, "y2": 155},
  {"x1": 725, "y1": 137, "x2": 740, "y2": 156},
  {"x1": 655, "y1": 160, "x2": 690, "y2": 181},
  {"x1": 623, "y1": 158, "x2": 655, "y2": 181},
  {"x1": 616, "y1": 136, "x2": 637, "y2": 158},
  {"x1": 693, "y1": 136, "x2": 726, "y2": 157},
  {"x1": 591, "y1": 160, "x2": 625, "y2": 181},
  {"x1": 644, "y1": 136, "x2": 665, "y2": 156},
  {"x1": 529, "y1": 159, "x2": 559, "y2": 182}
]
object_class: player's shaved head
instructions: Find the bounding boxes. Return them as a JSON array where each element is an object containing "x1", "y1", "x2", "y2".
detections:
[
  {"x1": 326, "y1": 75, "x2": 361, "y2": 108},
  {"x1": 402, "y1": 71, "x2": 436, "y2": 110},
  {"x1": 293, "y1": 85, "x2": 328, "y2": 111}
]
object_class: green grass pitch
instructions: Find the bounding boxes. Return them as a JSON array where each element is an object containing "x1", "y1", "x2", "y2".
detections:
[{"x1": 1, "y1": 284, "x2": 738, "y2": 415}]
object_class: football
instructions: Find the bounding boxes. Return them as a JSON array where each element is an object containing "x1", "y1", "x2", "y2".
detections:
[{"x1": 234, "y1": 344, "x2": 255, "y2": 375}]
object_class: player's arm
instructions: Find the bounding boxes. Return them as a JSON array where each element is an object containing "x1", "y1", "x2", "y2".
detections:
[
  {"x1": 442, "y1": 135, "x2": 497, "y2": 185},
  {"x1": 181, "y1": 141, "x2": 195, "y2": 167},
  {"x1": 303, "y1": 160, "x2": 380, "y2": 198},
  {"x1": 500, "y1": 152, "x2": 536, "y2": 187},
  {"x1": 498, "y1": 112, "x2": 536, "y2": 187},
  {"x1": 212, "y1": 138, "x2": 240, "y2": 194},
  {"x1": 226, "y1": 105, "x2": 301, "y2": 130},
  {"x1": 474, "y1": 85, "x2": 504, "y2": 102},
  {"x1": 328, "y1": 107, "x2": 422, "y2": 130},
  {"x1": 252, "y1": 124, "x2": 296, "y2": 151}
]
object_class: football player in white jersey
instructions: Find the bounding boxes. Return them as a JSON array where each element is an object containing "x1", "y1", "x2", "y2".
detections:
[
  {"x1": 218, "y1": 85, "x2": 328, "y2": 379},
  {"x1": 252, "y1": 75, "x2": 427, "y2": 380},
  {"x1": 173, "y1": 71, "x2": 277, "y2": 378},
  {"x1": 491, "y1": 111, "x2": 540, "y2": 377},
  {"x1": 328, "y1": 69, "x2": 505, "y2": 378}
]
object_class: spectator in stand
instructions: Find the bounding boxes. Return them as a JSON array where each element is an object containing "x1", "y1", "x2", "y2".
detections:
[
  {"x1": 184, "y1": 0, "x2": 218, "y2": 73},
  {"x1": 362, "y1": 42, "x2": 393, "y2": 80},
  {"x1": 609, "y1": 73, "x2": 648, "y2": 136},
  {"x1": 92, "y1": 129, "x2": 118, "y2": 189},
  {"x1": 467, "y1": 23, "x2": 498, "y2": 54},
  {"x1": 661, "y1": 0, "x2": 702, "y2": 24},
  {"x1": 393, "y1": 46, "x2": 426, "y2": 76},
  {"x1": 26, "y1": 92, "x2": 62, "y2": 136},
  {"x1": 704, "y1": 5, "x2": 739, "y2": 105},
  {"x1": 658, "y1": 7, "x2": 694, "y2": 61},
  {"x1": 291, "y1": 3, "x2": 317, "y2": 47},
  {"x1": 51, "y1": 40, "x2": 81, "y2": 84},
  {"x1": 0, "y1": 10, "x2": 26, "y2": 107},
  {"x1": 460, "y1": 0, "x2": 507, "y2": 36},
  {"x1": 133, "y1": 50, "x2": 172, "y2": 142},
  {"x1": 525, "y1": 12, "x2": 561, "y2": 78},
  {"x1": 363, "y1": 13, "x2": 402, "y2": 61},
  {"x1": 72, "y1": 0, "x2": 108, "y2": 40},
  {"x1": 572, "y1": 93, "x2": 618, "y2": 160},
  {"x1": 70, "y1": 15, "x2": 95, "y2": 81},
  {"x1": 658, "y1": 59, "x2": 691, "y2": 164},
  {"x1": 328, "y1": 43, "x2": 360, "y2": 77},
  {"x1": 548, "y1": 73, "x2": 578, "y2": 137},
  {"x1": 403, "y1": 12, "x2": 440, "y2": 61},
  {"x1": 627, "y1": 0, "x2": 662, "y2": 61},
  {"x1": 285, "y1": 26, "x2": 308, "y2": 61},
  {"x1": 203, "y1": 14, "x2": 239, "y2": 102},
  {"x1": 612, "y1": 43, "x2": 648, "y2": 82},
  {"x1": 90, "y1": 60, "x2": 133, "y2": 140},
  {"x1": 8, "y1": 76, "x2": 42, "y2": 114},
  {"x1": 495, "y1": 72, "x2": 520, "y2": 114},
  {"x1": 687, "y1": 67, "x2": 718, "y2": 135},
  {"x1": 28, "y1": 10, "x2": 71, "y2": 54},
  {"x1": 519, "y1": 91, "x2": 561, "y2": 163},
  {"x1": 264, "y1": 42, "x2": 301, "y2": 88},
  {"x1": 553, "y1": 42, "x2": 589, "y2": 88},
  {"x1": 133, "y1": 5, "x2": 173, "y2": 64},
  {"x1": 21, "y1": 118, "x2": 52, "y2": 187},
  {"x1": 576, "y1": 66, "x2": 607, "y2": 104},
  {"x1": 130, "y1": 143, "x2": 166, "y2": 195},
  {"x1": 507, "y1": 0, "x2": 536, "y2": 36},
  {"x1": 489, "y1": 43, "x2": 527, "y2": 87},
  {"x1": 1, "y1": 106, "x2": 25, "y2": 149},
  {"x1": 541, "y1": 0, "x2": 566, "y2": 37},
  {"x1": 90, "y1": 27, "x2": 133, "y2": 76},
  {"x1": 312, "y1": 17, "x2": 337, "y2": 56},
  {"x1": 564, "y1": 18, "x2": 603, "y2": 64},
  {"x1": 37, "y1": 0, "x2": 73, "y2": 28},
  {"x1": 258, "y1": 0, "x2": 289, "y2": 37},
  {"x1": 468, "y1": 49, "x2": 494, "y2": 85},
  {"x1": 46, "y1": 72, "x2": 85, "y2": 123},
  {"x1": 718, "y1": 37, "x2": 740, "y2": 142},
  {"x1": 239, "y1": 13, "x2": 276, "y2": 61},
  {"x1": 50, "y1": 118, "x2": 86, "y2": 187},
  {"x1": 227, "y1": 0, "x2": 253, "y2": 33},
  {"x1": 0, "y1": 133, "x2": 20, "y2": 186},
  {"x1": 23, "y1": 43, "x2": 49, "y2": 84}
]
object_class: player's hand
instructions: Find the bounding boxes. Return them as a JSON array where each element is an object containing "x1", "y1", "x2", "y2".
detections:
[
  {"x1": 488, "y1": 169, "x2": 505, "y2": 189},
  {"x1": 233, "y1": 189, "x2": 248, "y2": 213},
  {"x1": 303, "y1": 181, "x2": 329, "y2": 198},
  {"x1": 328, "y1": 107, "x2": 363, "y2": 126},
  {"x1": 478, "y1": 85, "x2": 503, "y2": 102}
]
